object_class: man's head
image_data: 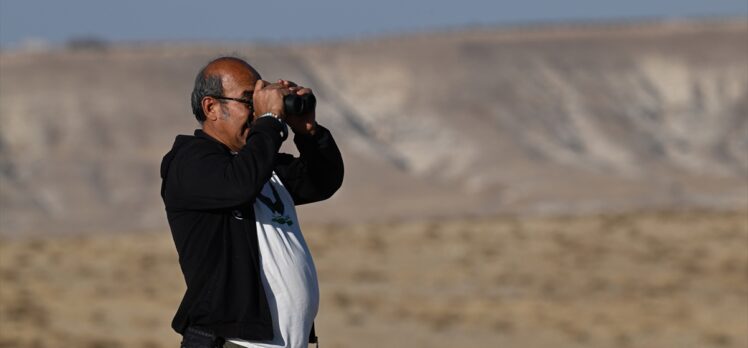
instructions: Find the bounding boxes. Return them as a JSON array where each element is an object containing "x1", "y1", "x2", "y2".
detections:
[{"x1": 191, "y1": 57, "x2": 261, "y2": 151}]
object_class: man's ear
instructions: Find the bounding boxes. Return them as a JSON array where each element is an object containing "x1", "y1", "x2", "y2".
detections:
[{"x1": 202, "y1": 97, "x2": 219, "y2": 122}]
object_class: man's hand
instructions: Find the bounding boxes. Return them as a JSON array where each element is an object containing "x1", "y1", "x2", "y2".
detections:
[
  {"x1": 277, "y1": 79, "x2": 317, "y2": 136},
  {"x1": 252, "y1": 79, "x2": 290, "y2": 121}
]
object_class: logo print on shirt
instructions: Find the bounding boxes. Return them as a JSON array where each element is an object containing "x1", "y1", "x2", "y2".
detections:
[{"x1": 258, "y1": 183, "x2": 294, "y2": 226}]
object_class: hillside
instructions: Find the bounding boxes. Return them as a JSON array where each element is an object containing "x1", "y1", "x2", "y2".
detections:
[{"x1": 0, "y1": 20, "x2": 746, "y2": 236}]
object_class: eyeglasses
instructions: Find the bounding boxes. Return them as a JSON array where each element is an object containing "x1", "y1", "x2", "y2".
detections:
[{"x1": 209, "y1": 95, "x2": 253, "y2": 108}]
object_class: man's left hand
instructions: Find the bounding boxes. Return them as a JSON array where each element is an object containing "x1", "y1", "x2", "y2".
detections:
[{"x1": 277, "y1": 79, "x2": 317, "y2": 136}]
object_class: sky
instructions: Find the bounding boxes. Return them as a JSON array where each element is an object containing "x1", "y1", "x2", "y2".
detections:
[{"x1": 1, "y1": 0, "x2": 746, "y2": 48}]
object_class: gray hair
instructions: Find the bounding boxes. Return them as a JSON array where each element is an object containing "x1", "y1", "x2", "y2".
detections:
[{"x1": 190, "y1": 67, "x2": 223, "y2": 124}]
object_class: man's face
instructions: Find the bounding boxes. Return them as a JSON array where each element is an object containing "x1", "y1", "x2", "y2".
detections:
[{"x1": 214, "y1": 64, "x2": 260, "y2": 150}]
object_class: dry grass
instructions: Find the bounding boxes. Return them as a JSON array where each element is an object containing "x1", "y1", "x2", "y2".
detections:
[{"x1": 1, "y1": 210, "x2": 746, "y2": 347}]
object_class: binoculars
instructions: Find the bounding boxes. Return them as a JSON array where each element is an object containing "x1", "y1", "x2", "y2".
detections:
[{"x1": 283, "y1": 93, "x2": 316, "y2": 116}]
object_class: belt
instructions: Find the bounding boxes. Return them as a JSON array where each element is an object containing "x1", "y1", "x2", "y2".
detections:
[{"x1": 181, "y1": 326, "x2": 225, "y2": 348}]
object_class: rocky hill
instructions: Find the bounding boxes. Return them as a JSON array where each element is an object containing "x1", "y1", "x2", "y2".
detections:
[{"x1": 0, "y1": 20, "x2": 746, "y2": 236}]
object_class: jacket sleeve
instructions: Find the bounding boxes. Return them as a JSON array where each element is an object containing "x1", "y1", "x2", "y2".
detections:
[
  {"x1": 275, "y1": 124, "x2": 344, "y2": 205},
  {"x1": 165, "y1": 117, "x2": 285, "y2": 210}
]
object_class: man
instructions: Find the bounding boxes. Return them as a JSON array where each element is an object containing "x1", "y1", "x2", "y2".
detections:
[{"x1": 160, "y1": 56, "x2": 344, "y2": 348}]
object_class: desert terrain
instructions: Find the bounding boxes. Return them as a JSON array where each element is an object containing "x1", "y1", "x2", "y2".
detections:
[
  {"x1": 1, "y1": 211, "x2": 746, "y2": 348},
  {"x1": 1, "y1": 19, "x2": 747, "y2": 348}
]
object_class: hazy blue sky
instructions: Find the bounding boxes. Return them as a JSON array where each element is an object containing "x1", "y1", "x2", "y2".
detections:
[{"x1": 1, "y1": 0, "x2": 746, "y2": 48}]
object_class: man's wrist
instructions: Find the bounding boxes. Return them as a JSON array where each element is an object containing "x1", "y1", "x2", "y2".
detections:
[
  {"x1": 289, "y1": 121, "x2": 318, "y2": 137},
  {"x1": 254, "y1": 113, "x2": 288, "y2": 140},
  {"x1": 306, "y1": 121, "x2": 318, "y2": 136},
  {"x1": 258, "y1": 112, "x2": 282, "y2": 121}
]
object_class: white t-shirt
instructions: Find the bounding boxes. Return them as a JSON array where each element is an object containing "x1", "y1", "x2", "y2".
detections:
[{"x1": 228, "y1": 172, "x2": 320, "y2": 348}]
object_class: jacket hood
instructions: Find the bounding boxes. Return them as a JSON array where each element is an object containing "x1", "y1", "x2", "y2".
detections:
[
  {"x1": 161, "y1": 129, "x2": 231, "y2": 185},
  {"x1": 161, "y1": 134, "x2": 195, "y2": 180}
]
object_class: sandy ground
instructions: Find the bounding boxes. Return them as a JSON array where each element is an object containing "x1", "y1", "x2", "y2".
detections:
[{"x1": 1, "y1": 210, "x2": 746, "y2": 348}]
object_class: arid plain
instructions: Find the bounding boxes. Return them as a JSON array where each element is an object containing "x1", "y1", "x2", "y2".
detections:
[{"x1": 1, "y1": 211, "x2": 747, "y2": 348}]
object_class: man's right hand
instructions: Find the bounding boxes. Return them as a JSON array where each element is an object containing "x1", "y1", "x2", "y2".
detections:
[{"x1": 252, "y1": 79, "x2": 289, "y2": 121}]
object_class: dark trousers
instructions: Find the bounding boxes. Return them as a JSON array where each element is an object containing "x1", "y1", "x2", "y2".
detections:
[
  {"x1": 180, "y1": 327, "x2": 226, "y2": 348},
  {"x1": 181, "y1": 326, "x2": 318, "y2": 347}
]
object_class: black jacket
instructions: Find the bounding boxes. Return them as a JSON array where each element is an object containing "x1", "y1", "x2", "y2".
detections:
[{"x1": 160, "y1": 117, "x2": 344, "y2": 341}]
